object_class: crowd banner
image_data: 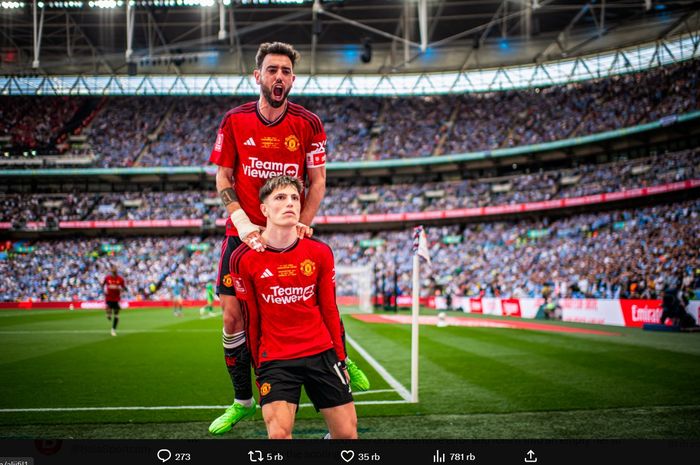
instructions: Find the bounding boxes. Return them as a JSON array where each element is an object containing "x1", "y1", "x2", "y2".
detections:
[
  {"x1": 448, "y1": 297, "x2": 698, "y2": 327},
  {"x1": 2, "y1": 180, "x2": 698, "y2": 231},
  {"x1": 2, "y1": 298, "x2": 697, "y2": 328}
]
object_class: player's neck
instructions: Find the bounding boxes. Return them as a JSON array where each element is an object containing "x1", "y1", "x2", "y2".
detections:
[
  {"x1": 262, "y1": 226, "x2": 297, "y2": 250},
  {"x1": 257, "y1": 97, "x2": 287, "y2": 122}
]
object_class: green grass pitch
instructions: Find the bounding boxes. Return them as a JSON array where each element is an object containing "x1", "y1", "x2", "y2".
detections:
[{"x1": 0, "y1": 306, "x2": 699, "y2": 439}]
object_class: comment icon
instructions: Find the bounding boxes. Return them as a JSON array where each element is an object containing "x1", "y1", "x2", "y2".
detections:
[{"x1": 157, "y1": 449, "x2": 172, "y2": 463}]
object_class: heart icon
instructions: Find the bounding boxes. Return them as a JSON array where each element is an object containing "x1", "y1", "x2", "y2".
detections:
[{"x1": 340, "y1": 450, "x2": 355, "y2": 463}]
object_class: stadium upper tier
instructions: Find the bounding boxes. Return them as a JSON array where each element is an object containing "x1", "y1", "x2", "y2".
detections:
[
  {"x1": 2, "y1": 200, "x2": 698, "y2": 303},
  {"x1": 1, "y1": 59, "x2": 697, "y2": 165},
  {"x1": 1, "y1": 147, "x2": 696, "y2": 223}
]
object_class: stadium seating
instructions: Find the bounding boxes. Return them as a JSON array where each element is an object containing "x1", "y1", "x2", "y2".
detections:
[
  {"x1": 1, "y1": 60, "x2": 697, "y2": 166},
  {"x1": 1, "y1": 147, "x2": 696, "y2": 222},
  {"x1": 2, "y1": 200, "x2": 698, "y2": 302}
]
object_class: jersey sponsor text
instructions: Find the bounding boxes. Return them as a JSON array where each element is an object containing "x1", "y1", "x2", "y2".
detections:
[
  {"x1": 242, "y1": 157, "x2": 299, "y2": 179},
  {"x1": 262, "y1": 284, "x2": 315, "y2": 305}
]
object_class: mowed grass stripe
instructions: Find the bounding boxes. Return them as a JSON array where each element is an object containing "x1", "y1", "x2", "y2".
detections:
[
  {"x1": 0, "y1": 309, "x2": 226, "y2": 410},
  {"x1": 343, "y1": 318, "x2": 415, "y2": 383},
  {"x1": 466, "y1": 328, "x2": 700, "y2": 406},
  {"x1": 0, "y1": 308, "x2": 404, "y2": 424},
  {"x1": 420, "y1": 327, "x2": 610, "y2": 413},
  {"x1": 0, "y1": 309, "x2": 214, "y2": 365},
  {"x1": 1, "y1": 307, "x2": 700, "y2": 438},
  {"x1": 345, "y1": 316, "x2": 700, "y2": 417},
  {"x1": 2, "y1": 405, "x2": 699, "y2": 439},
  {"x1": 429, "y1": 325, "x2": 700, "y2": 412}
]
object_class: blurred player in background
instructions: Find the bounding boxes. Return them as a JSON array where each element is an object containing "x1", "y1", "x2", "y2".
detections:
[
  {"x1": 231, "y1": 176, "x2": 357, "y2": 439},
  {"x1": 172, "y1": 277, "x2": 184, "y2": 317},
  {"x1": 208, "y1": 41, "x2": 368, "y2": 435},
  {"x1": 200, "y1": 281, "x2": 217, "y2": 318},
  {"x1": 102, "y1": 265, "x2": 127, "y2": 336}
]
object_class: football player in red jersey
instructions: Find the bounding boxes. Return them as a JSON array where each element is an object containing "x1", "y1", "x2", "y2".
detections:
[
  {"x1": 102, "y1": 265, "x2": 127, "y2": 337},
  {"x1": 208, "y1": 42, "x2": 368, "y2": 435},
  {"x1": 231, "y1": 176, "x2": 357, "y2": 439}
]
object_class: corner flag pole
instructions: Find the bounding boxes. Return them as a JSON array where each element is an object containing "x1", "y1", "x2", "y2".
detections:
[
  {"x1": 411, "y1": 226, "x2": 430, "y2": 404},
  {"x1": 411, "y1": 252, "x2": 420, "y2": 403}
]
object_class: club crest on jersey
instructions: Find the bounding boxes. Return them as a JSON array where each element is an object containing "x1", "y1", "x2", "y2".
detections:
[
  {"x1": 285, "y1": 135, "x2": 300, "y2": 152},
  {"x1": 222, "y1": 274, "x2": 233, "y2": 288},
  {"x1": 260, "y1": 382, "x2": 271, "y2": 396},
  {"x1": 300, "y1": 259, "x2": 316, "y2": 277}
]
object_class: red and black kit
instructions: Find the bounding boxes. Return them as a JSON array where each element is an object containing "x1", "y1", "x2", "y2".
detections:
[{"x1": 230, "y1": 237, "x2": 352, "y2": 409}]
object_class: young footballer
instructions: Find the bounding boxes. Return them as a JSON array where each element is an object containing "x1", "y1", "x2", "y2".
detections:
[{"x1": 230, "y1": 176, "x2": 357, "y2": 439}]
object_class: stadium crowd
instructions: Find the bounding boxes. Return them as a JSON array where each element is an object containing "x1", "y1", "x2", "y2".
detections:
[
  {"x1": 0, "y1": 236, "x2": 205, "y2": 302},
  {"x1": 322, "y1": 199, "x2": 700, "y2": 301},
  {"x1": 2, "y1": 147, "x2": 696, "y2": 222},
  {"x1": 1, "y1": 60, "x2": 697, "y2": 165},
  {"x1": 319, "y1": 148, "x2": 699, "y2": 215},
  {"x1": 0, "y1": 96, "x2": 85, "y2": 151},
  {"x1": 2, "y1": 200, "x2": 698, "y2": 302}
]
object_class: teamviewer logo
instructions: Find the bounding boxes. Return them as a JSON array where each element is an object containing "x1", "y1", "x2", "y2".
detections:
[{"x1": 284, "y1": 164, "x2": 299, "y2": 177}]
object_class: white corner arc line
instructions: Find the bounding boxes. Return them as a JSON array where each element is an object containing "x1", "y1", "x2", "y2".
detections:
[{"x1": 345, "y1": 334, "x2": 413, "y2": 403}]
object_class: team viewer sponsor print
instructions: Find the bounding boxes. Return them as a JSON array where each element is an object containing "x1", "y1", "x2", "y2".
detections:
[
  {"x1": 262, "y1": 285, "x2": 315, "y2": 305},
  {"x1": 242, "y1": 157, "x2": 299, "y2": 179}
]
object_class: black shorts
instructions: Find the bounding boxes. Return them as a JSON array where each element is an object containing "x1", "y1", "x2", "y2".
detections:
[
  {"x1": 255, "y1": 349, "x2": 353, "y2": 411},
  {"x1": 106, "y1": 301, "x2": 120, "y2": 313},
  {"x1": 216, "y1": 236, "x2": 243, "y2": 296}
]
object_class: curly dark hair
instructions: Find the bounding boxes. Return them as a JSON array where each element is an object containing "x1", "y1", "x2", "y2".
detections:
[{"x1": 255, "y1": 42, "x2": 301, "y2": 69}]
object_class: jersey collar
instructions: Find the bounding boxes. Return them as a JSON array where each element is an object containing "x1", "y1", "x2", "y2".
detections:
[
  {"x1": 266, "y1": 238, "x2": 300, "y2": 254},
  {"x1": 256, "y1": 101, "x2": 288, "y2": 127}
]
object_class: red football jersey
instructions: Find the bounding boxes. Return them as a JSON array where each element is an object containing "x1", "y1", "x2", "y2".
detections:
[
  {"x1": 102, "y1": 275, "x2": 126, "y2": 302},
  {"x1": 230, "y1": 237, "x2": 346, "y2": 367},
  {"x1": 209, "y1": 101, "x2": 327, "y2": 237}
]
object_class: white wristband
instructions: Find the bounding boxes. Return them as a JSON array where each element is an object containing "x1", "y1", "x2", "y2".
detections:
[{"x1": 230, "y1": 209, "x2": 260, "y2": 241}]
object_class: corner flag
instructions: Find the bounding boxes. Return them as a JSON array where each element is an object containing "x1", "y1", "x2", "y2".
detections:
[{"x1": 412, "y1": 226, "x2": 431, "y2": 265}]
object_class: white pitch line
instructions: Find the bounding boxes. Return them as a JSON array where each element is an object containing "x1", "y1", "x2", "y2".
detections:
[
  {"x1": 345, "y1": 334, "x2": 412, "y2": 403},
  {"x1": 0, "y1": 399, "x2": 411, "y2": 414},
  {"x1": 352, "y1": 389, "x2": 397, "y2": 396}
]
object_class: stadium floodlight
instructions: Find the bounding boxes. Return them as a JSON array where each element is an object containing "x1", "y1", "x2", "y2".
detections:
[
  {"x1": 236, "y1": 0, "x2": 308, "y2": 5},
  {"x1": 88, "y1": 0, "x2": 123, "y2": 8},
  {"x1": 126, "y1": 0, "x2": 215, "y2": 5},
  {"x1": 0, "y1": 1, "x2": 25, "y2": 9},
  {"x1": 38, "y1": 1, "x2": 84, "y2": 7}
]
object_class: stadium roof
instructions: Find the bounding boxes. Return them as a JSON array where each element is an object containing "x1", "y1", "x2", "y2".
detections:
[{"x1": 1, "y1": 0, "x2": 699, "y2": 75}]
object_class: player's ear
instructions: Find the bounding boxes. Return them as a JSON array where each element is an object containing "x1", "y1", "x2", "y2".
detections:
[
  {"x1": 254, "y1": 68, "x2": 261, "y2": 84},
  {"x1": 260, "y1": 203, "x2": 268, "y2": 218}
]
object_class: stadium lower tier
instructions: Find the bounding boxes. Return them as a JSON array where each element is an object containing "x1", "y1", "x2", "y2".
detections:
[
  {"x1": 1, "y1": 199, "x2": 698, "y2": 303},
  {"x1": 1, "y1": 147, "x2": 697, "y2": 223}
]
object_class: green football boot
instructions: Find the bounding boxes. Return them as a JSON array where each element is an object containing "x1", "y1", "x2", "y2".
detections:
[
  {"x1": 208, "y1": 400, "x2": 257, "y2": 435},
  {"x1": 346, "y1": 358, "x2": 370, "y2": 392}
]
